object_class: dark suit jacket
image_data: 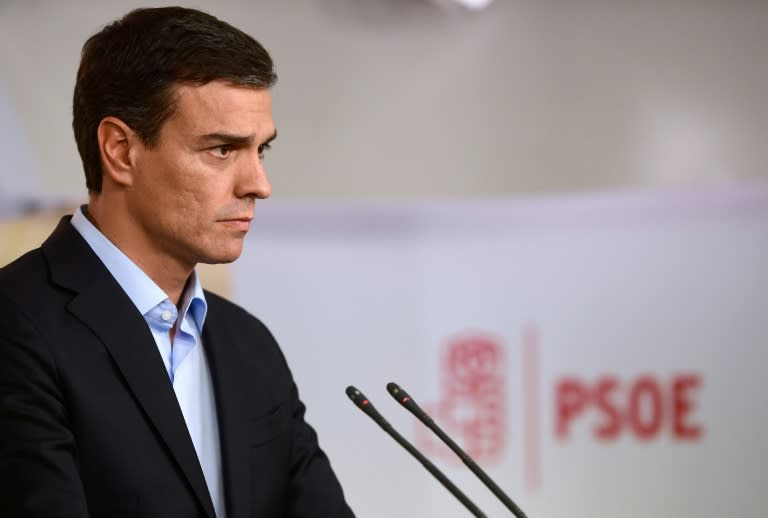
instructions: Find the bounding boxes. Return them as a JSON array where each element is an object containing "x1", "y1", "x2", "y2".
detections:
[{"x1": 0, "y1": 217, "x2": 355, "y2": 518}]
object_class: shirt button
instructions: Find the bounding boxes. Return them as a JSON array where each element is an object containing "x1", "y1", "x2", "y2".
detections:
[{"x1": 161, "y1": 310, "x2": 173, "y2": 321}]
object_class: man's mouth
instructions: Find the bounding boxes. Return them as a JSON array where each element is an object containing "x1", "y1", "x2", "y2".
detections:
[{"x1": 218, "y1": 217, "x2": 253, "y2": 231}]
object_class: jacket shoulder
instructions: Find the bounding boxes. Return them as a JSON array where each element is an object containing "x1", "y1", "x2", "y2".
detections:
[
  {"x1": 204, "y1": 290, "x2": 268, "y2": 331},
  {"x1": 0, "y1": 247, "x2": 49, "y2": 299},
  {"x1": 203, "y1": 289, "x2": 287, "y2": 364}
]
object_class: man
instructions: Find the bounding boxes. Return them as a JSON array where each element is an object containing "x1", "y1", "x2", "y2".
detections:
[{"x1": 0, "y1": 7, "x2": 355, "y2": 518}]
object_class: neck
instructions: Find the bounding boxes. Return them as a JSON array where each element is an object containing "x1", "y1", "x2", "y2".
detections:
[{"x1": 86, "y1": 196, "x2": 192, "y2": 306}]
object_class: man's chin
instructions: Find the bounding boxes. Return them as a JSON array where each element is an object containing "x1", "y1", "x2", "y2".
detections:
[
  {"x1": 198, "y1": 246, "x2": 244, "y2": 265},
  {"x1": 200, "y1": 254, "x2": 241, "y2": 265}
]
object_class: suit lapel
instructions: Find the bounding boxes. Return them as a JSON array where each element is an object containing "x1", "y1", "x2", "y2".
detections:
[
  {"x1": 42, "y1": 218, "x2": 216, "y2": 518},
  {"x1": 202, "y1": 301, "x2": 251, "y2": 518}
]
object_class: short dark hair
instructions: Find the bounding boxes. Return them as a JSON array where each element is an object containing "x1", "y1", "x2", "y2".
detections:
[{"x1": 73, "y1": 6, "x2": 277, "y2": 192}]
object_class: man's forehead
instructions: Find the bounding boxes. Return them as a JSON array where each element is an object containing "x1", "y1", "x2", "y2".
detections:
[
  {"x1": 169, "y1": 81, "x2": 274, "y2": 135},
  {"x1": 175, "y1": 80, "x2": 270, "y2": 100}
]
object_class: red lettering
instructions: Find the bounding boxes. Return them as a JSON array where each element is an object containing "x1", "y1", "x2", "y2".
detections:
[
  {"x1": 672, "y1": 374, "x2": 703, "y2": 439},
  {"x1": 555, "y1": 374, "x2": 704, "y2": 442},
  {"x1": 628, "y1": 377, "x2": 663, "y2": 439},
  {"x1": 555, "y1": 378, "x2": 588, "y2": 439},
  {"x1": 593, "y1": 376, "x2": 621, "y2": 440}
]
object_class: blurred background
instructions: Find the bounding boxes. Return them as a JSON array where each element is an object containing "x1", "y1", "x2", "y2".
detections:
[{"x1": 1, "y1": 1, "x2": 767, "y2": 516}]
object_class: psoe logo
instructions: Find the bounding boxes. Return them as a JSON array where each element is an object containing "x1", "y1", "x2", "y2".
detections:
[
  {"x1": 415, "y1": 333, "x2": 507, "y2": 465},
  {"x1": 555, "y1": 373, "x2": 703, "y2": 442},
  {"x1": 415, "y1": 326, "x2": 705, "y2": 493}
]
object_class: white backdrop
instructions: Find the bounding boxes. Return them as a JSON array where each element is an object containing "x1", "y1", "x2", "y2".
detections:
[
  {"x1": 232, "y1": 182, "x2": 768, "y2": 517},
  {"x1": 2, "y1": 1, "x2": 767, "y2": 199}
]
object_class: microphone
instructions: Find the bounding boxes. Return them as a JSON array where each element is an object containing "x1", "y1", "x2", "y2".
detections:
[
  {"x1": 345, "y1": 386, "x2": 487, "y2": 518},
  {"x1": 387, "y1": 382, "x2": 528, "y2": 518}
]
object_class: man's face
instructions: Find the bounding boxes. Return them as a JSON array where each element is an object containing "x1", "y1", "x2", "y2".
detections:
[{"x1": 127, "y1": 81, "x2": 275, "y2": 269}]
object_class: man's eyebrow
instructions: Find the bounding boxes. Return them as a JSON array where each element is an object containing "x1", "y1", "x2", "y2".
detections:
[
  {"x1": 262, "y1": 130, "x2": 277, "y2": 147},
  {"x1": 197, "y1": 130, "x2": 277, "y2": 147},
  {"x1": 197, "y1": 133, "x2": 255, "y2": 146}
]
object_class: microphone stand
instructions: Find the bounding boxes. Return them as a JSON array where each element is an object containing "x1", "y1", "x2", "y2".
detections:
[
  {"x1": 387, "y1": 382, "x2": 529, "y2": 518},
  {"x1": 346, "y1": 385, "x2": 487, "y2": 518}
]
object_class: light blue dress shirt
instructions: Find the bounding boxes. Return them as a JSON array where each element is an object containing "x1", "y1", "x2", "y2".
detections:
[{"x1": 71, "y1": 207, "x2": 226, "y2": 518}]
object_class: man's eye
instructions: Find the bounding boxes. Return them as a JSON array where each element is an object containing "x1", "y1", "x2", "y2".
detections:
[
  {"x1": 211, "y1": 144, "x2": 233, "y2": 158},
  {"x1": 258, "y1": 142, "x2": 271, "y2": 159}
]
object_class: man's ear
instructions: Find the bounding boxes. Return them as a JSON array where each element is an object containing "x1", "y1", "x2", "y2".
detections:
[{"x1": 97, "y1": 116, "x2": 140, "y2": 188}]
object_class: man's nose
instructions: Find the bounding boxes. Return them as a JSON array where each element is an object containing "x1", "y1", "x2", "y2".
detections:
[{"x1": 236, "y1": 152, "x2": 272, "y2": 199}]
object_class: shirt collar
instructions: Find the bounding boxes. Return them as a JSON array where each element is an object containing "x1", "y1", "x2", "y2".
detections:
[
  {"x1": 71, "y1": 205, "x2": 207, "y2": 332},
  {"x1": 180, "y1": 270, "x2": 208, "y2": 334}
]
